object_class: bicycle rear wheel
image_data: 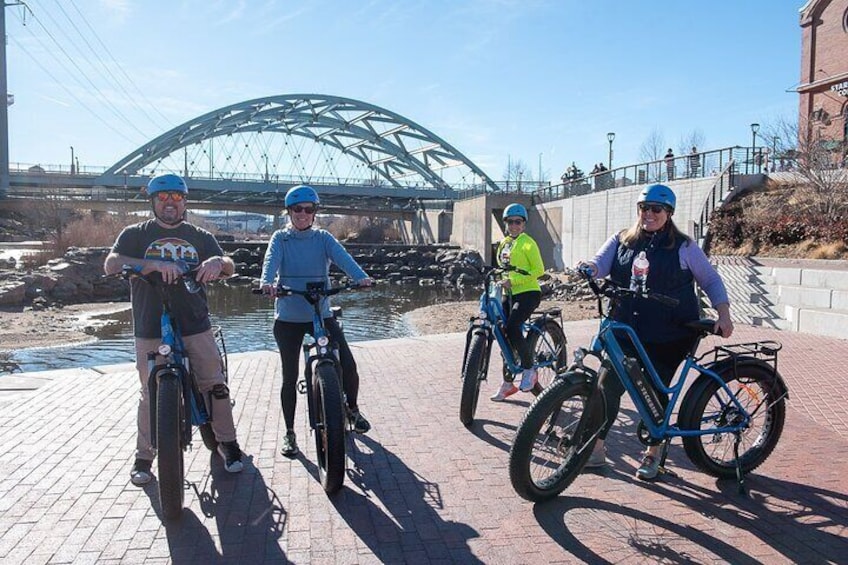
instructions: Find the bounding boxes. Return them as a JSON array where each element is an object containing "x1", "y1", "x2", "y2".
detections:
[
  {"x1": 509, "y1": 375, "x2": 601, "y2": 502},
  {"x1": 156, "y1": 373, "x2": 185, "y2": 520},
  {"x1": 460, "y1": 331, "x2": 489, "y2": 426},
  {"x1": 313, "y1": 362, "x2": 346, "y2": 494},
  {"x1": 527, "y1": 319, "x2": 568, "y2": 391},
  {"x1": 680, "y1": 364, "x2": 786, "y2": 479}
]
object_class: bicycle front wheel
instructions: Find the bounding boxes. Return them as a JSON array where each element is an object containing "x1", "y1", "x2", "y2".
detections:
[
  {"x1": 156, "y1": 374, "x2": 185, "y2": 520},
  {"x1": 509, "y1": 375, "x2": 601, "y2": 502},
  {"x1": 313, "y1": 362, "x2": 346, "y2": 494},
  {"x1": 527, "y1": 319, "x2": 568, "y2": 391},
  {"x1": 460, "y1": 331, "x2": 490, "y2": 426},
  {"x1": 680, "y1": 364, "x2": 786, "y2": 479}
]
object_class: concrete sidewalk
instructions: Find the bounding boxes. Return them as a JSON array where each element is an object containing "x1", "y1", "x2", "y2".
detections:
[{"x1": 0, "y1": 321, "x2": 846, "y2": 564}]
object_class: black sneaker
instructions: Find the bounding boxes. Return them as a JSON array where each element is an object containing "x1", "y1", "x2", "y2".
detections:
[
  {"x1": 281, "y1": 431, "x2": 299, "y2": 457},
  {"x1": 349, "y1": 410, "x2": 371, "y2": 434},
  {"x1": 217, "y1": 440, "x2": 244, "y2": 473},
  {"x1": 130, "y1": 458, "x2": 153, "y2": 486}
]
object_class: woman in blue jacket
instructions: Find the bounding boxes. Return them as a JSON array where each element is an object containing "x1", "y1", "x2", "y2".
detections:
[
  {"x1": 579, "y1": 184, "x2": 734, "y2": 480},
  {"x1": 260, "y1": 185, "x2": 373, "y2": 457}
]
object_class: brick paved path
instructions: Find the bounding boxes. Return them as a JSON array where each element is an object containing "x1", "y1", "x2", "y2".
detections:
[{"x1": 0, "y1": 321, "x2": 846, "y2": 564}]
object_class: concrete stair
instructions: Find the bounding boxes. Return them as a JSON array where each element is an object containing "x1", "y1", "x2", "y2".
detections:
[{"x1": 709, "y1": 256, "x2": 848, "y2": 339}]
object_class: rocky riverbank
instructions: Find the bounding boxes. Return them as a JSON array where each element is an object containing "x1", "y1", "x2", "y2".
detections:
[{"x1": 0, "y1": 244, "x2": 595, "y2": 365}]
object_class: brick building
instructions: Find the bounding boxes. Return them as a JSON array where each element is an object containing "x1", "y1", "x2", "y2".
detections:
[{"x1": 798, "y1": 0, "x2": 848, "y2": 146}]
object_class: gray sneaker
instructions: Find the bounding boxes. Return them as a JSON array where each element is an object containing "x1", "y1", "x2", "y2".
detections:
[
  {"x1": 281, "y1": 431, "x2": 299, "y2": 457},
  {"x1": 217, "y1": 440, "x2": 244, "y2": 473},
  {"x1": 349, "y1": 410, "x2": 371, "y2": 434},
  {"x1": 130, "y1": 458, "x2": 153, "y2": 486},
  {"x1": 636, "y1": 454, "x2": 660, "y2": 480},
  {"x1": 584, "y1": 444, "x2": 607, "y2": 468}
]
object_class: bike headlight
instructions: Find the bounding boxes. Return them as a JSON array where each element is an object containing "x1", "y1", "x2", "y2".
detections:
[
  {"x1": 157, "y1": 344, "x2": 172, "y2": 356},
  {"x1": 317, "y1": 336, "x2": 330, "y2": 347},
  {"x1": 478, "y1": 311, "x2": 487, "y2": 320}
]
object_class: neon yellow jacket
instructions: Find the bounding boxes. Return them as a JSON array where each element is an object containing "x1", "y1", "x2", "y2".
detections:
[{"x1": 496, "y1": 232, "x2": 545, "y2": 294}]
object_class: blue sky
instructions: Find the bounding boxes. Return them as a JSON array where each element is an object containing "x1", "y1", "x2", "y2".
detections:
[{"x1": 6, "y1": 0, "x2": 802, "y2": 182}]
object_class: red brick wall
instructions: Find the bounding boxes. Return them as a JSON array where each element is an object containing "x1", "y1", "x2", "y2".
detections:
[{"x1": 799, "y1": 0, "x2": 848, "y2": 142}]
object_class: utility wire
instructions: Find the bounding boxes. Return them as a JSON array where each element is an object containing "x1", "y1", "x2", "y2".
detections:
[
  {"x1": 16, "y1": 4, "x2": 151, "y2": 139},
  {"x1": 9, "y1": 35, "x2": 138, "y2": 144},
  {"x1": 65, "y1": 0, "x2": 174, "y2": 131}
]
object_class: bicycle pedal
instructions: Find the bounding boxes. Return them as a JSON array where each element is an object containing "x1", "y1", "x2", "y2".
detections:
[{"x1": 297, "y1": 380, "x2": 307, "y2": 394}]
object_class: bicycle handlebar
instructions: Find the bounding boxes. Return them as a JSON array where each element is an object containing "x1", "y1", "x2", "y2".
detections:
[
  {"x1": 463, "y1": 257, "x2": 530, "y2": 278},
  {"x1": 113, "y1": 262, "x2": 202, "y2": 294},
  {"x1": 252, "y1": 281, "x2": 365, "y2": 303},
  {"x1": 571, "y1": 265, "x2": 680, "y2": 308}
]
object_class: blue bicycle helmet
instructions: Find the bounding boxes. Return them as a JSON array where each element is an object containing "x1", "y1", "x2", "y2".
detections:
[
  {"x1": 638, "y1": 184, "x2": 676, "y2": 211},
  {"x1": 502, "y1": 203, "x2": 528, "y2": 221},
  {"x1": 146, "y1": 173, "x2": 188, "y2": 196},
  {"x1": 284, "y1": 185, "x2": 320, "y2": 208}
]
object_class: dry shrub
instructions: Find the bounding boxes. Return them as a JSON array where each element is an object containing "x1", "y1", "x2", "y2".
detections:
[
  {"x1": 810, "y1": 241, "x2": 848, "y2": 259},
  {"x1": 57, "y1": 212, "x2": 141, "y2": 253}
]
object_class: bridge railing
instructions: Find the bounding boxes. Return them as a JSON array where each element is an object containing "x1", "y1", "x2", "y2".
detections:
[{"x1": 532, "y1": 146, "x2": 760, "y2": 204}]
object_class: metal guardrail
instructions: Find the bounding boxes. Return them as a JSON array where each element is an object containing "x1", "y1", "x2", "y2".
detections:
[
  {"x1": 531, "y1": 146, "x2": 773, "y2": 204},
  {"x1": 693, "y1": 160, "x2": 736, "y2": 247}
]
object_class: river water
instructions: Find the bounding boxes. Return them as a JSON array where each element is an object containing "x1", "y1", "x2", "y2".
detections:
[{"x1": 4, "y1": 283, "x2": 476, "y2": 374}]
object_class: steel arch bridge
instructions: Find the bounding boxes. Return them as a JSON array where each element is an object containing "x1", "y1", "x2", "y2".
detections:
[{"x1": 100, "y1": 94, "x2": 499, "y2": 205}]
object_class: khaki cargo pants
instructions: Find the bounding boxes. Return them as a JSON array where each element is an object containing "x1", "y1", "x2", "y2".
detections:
[{"x1": 133, "y1": 328, "x2": 237, "y2": 461}]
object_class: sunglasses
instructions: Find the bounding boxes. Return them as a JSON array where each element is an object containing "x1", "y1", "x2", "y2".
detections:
[
  {"x1": 505, "y1": 218, "x2": 525, "y2": 226},
  {"x1": 154, "y1": 191, "x2": 185, "y2": 202},
  {"x1": 638, "y1": 203, "x2": 667, "y2": 214},
  {"x1": 290, "y1": 204, "x2": 317, "y2": 214}
]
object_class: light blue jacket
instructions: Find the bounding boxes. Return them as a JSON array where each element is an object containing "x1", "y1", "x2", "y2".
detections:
[{"x1": 259, "y1": 226, "x2": 369, "y2": 323}]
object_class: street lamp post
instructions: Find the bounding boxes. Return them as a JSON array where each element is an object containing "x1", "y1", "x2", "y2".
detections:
[
  {"x1": 772, "y1": 135, "x2": 779, "y2": 172},
  {"x1": 70, "y1": 146, "x2": 75, "y2": 174},
  {"x1": 607, "y1": 132, "x2": 615, "y2": 170},
  {"x1": 750, "y1": 123, "x2": 760, "y2": 173}
]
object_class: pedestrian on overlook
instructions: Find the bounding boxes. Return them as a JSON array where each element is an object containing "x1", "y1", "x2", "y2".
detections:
[
  {"x1": 259, "y1": 185, "x2": 374, "y2": 457},
  {"x1": 576, "y1": 184, "x2": 734, "y2": 480},
  {"x1": 104, "y1": 173, "x2": 244, "y2": 486},
  {"x1": 664, "y1": 149, "x2": 675, "y2": 181},
  {"x1": 490, "y1": 203, "x2": 546, "y2": 401},
  {"x1": 688, "y1": 146, "x2": 701, "y2": 178}
]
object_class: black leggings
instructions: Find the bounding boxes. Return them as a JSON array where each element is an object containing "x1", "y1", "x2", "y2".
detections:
[
  {"x1": 273, "y1": 318, "x2": 361, "y2": 432},
  {"x1": 597, "y1": 335, "x2": 694, "y2": 440},
  {"x1": 503, "y1": 290, "x2": 542, "y2": 375}
]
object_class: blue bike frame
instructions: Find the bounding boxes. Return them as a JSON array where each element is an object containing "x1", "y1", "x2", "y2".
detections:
[{"x1": 472, "y1": 271, "x2": 560, "y2": 375}]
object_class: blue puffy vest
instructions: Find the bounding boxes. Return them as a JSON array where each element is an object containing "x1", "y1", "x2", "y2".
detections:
[{"x1": 609, "y1": 229, "x2": 700, "y2": 343}]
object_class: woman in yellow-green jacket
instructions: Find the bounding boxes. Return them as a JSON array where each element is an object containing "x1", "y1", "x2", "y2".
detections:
[{"x1": 491, "y1": 203, "x2": 546, "y2": 401}]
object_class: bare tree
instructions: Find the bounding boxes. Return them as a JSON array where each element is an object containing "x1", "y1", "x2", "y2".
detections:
[
  {"x1": 768, "y1": 116, "x2": 847, "y2": 223},
  {"x1": 503, "y1": 158, "x2": 534, "y2": 193},
  {"x1": 640, "y1": 128, "x2": 666, "y2": 181},
  {"x1": 678, "y1": 129, "x2": 706, "y2": 156},
  {"x1": 640, "y1": 128, "x2": 666, "y2": 162}
]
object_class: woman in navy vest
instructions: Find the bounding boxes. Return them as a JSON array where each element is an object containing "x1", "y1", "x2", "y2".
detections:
[{"x1": 577, "y1": 184, "x2": 734, "y2": 480}]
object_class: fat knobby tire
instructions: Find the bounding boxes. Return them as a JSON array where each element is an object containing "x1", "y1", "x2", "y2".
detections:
[
  {"x1": 460, "y1": 332, "x2": 488, "y2": 426},
  {"x1": 156, "y1": 374, "x2": 185, "y2": 520},
  {"x1": 680, "y1": 363, "x2": 786, "y2": 479},
  {"x1": 314, "y1": 362, "x2": 346, "y2": 494},
  {"x1": 509, "y1": 376, "x2": 599, "y2": 502}
]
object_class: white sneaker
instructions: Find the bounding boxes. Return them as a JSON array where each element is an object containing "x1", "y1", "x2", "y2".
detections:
[
  {"x1": 584, "y1": 444, "x2": 607, "y2": 468},
  {"x1": 519, "y1": 368, "x2": 538, "y2": 392},
  {"x1": 490, "y1": 381, "x2": 518, "y2": 401}
]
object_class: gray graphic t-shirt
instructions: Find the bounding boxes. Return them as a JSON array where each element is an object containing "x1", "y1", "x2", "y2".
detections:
[{"x1": 112, "y1": 220, "x2": 222, "y2": 338}]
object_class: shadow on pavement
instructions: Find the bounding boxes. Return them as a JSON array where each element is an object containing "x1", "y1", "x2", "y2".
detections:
[
  {"x1": 206, "y1": 453, "x2": 290, "y2": 563},
  {"x1": 329, "y1": 434, "x2": 484, "y2": 563}
]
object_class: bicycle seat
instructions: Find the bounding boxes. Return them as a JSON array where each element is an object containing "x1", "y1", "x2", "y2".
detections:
[{"x1": 684, "y1": 319, "x2": 722, "y2": 336}]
